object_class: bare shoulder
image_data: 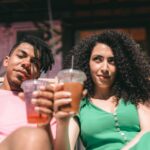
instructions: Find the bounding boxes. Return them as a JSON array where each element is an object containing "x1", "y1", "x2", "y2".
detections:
[
  {"x1": 137, "y1": 101, "x2": 150, "y2": 130},
  {"x1": 137, "y1": 101, "x2": 150, "y2": 110}
]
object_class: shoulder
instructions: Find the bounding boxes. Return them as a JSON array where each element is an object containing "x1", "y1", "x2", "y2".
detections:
[
  {"x1": 137, "y1": 102, "x2": 150, "y2": 117},
  {"x1": 137, "y1": 102, "x2": 150, "y2": 111},
  {"x1": 80, "y1": 97, "x2": 88, "y2": 107},
  {"x1": 75, "y1": 97, "x2": 89, "y2": 120},
  {"x1": 137, "y1": 102, "x2": 150, "y2": 130}
]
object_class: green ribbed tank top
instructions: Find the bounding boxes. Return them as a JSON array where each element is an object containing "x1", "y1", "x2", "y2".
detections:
[{"x1": 76, "y1": 98, "x2": 140, "y2": 150}]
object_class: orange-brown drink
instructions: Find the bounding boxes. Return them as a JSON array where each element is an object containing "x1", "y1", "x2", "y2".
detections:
[
  {"x1": 21, "y1": 79, "x2": 49, "y2": 124},
  {"x1": 57, "y1": 69, "x2": 87, "y2": 113}
]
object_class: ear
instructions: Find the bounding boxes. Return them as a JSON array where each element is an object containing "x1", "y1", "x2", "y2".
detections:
[{"x1": 3, "y1": 56, "x2": 10, "y2": 67}]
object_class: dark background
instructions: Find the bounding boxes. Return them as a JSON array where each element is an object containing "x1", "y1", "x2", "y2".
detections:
[{"x1": 0, "y1": 0, "x2": 150, "y2": 66}]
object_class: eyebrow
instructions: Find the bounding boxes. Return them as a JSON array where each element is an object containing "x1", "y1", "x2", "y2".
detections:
[
  {"x1": 17, "y1": 49, "x2": 39, "y2": 59},
  {"x1": 92, "y1": 54, "x2": 114, "y2": 57},
  {"x1": 17, "y1": 49, "x2": 27, "y2": 54}
]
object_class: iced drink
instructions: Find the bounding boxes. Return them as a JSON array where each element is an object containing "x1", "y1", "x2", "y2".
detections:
[
  {"x1": 57, "y1": 69, "x2": 87, "y2": 113},
  {"x1": 21, "y1": 79, "x2": 49, "y2": 124}
]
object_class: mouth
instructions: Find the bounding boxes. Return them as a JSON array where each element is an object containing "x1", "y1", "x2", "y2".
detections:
[
  {"x1": 15, "y1": 70, "x2": 31, "y2": 80},
  {"x1": 99, "y1": 75, "x2": 110, "y2": 80}
]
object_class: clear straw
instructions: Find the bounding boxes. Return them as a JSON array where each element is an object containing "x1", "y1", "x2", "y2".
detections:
[
  {"x1": 71, "y1": 55, "x2": 74, "y2": 70},
  {"x1": 70, "y1": 55, "x2": 74, "y2": 81}
]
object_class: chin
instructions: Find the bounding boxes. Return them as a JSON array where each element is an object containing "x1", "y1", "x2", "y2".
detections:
[
  {"x1": 12, "y1": 78, "x2": 22, "y2": 87},
  {"x1": 99, "y1": 84, "x2": 111, "y2": 89}
]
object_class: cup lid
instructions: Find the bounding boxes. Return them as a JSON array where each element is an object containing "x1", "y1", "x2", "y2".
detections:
[{"x1": 57, "y1": 69, "x2": 87, "y2": 83}]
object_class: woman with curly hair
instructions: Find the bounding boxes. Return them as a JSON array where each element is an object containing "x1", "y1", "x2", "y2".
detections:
[{"x1": 54, "y1": 30, "x2": 150, "y2": 150}]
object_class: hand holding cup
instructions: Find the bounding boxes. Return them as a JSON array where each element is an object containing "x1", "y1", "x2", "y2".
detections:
[
  {"x1": 56, "y1": 69, "x2": 87, "y2": 114},
  {"x1": 21, "y1": 79, "x2": 55, "y2": 124}
]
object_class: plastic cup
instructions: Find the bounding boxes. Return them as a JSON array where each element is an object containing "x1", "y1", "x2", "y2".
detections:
[
  {"x1": 21, "y1": 79, "x2": 49, "y2": 124},
  {"x1": 57, "y1": 69, "x2": 87, "y2": 113}
]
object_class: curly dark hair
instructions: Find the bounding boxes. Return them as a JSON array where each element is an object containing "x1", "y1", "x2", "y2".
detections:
[
  {"x1": 64, "y1": 30, "x2": 150, "y2": 104},
  {"x1": 9, "y1": 35, "x2": 54, "y2": 73}
]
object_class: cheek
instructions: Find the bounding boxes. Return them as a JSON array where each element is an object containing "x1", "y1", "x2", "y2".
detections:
[
  {"x1": 31, "y1": 66, "x2": 40, "y2": 77},
  {"x1": 111, "y1": 67, "x2": 117, "y2": 78},
  {"x1": 5, "y1": 59, "x2": 16, "y2": 69},
  {"x1": 89, "y1": 61, "x2": 99, "y2": 73},
  {"x1": 9, "y1": 57, "x2": 20, "y2": 65},
  {"x1": 89, "y1": 64, "x2": 99, "y2": 81}
]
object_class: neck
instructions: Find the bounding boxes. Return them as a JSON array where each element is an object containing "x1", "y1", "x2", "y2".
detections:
[
  {"x1": 0, "y1": 81, "x2": 10, "y2": 90},
  {"x1": 0, "y1": 77, "x2": 22, "y2": 92},
  {"x1": 93, "y1": 87, "x2": 113, "y2": 100}
]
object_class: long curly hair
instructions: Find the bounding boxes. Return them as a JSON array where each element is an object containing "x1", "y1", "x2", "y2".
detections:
[{"x1": 64, "y1": 30, "x2": 150, "y2": 104}]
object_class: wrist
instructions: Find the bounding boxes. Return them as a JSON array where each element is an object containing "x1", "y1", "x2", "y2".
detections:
[{"x1": 56, "y1": 118, "x2": 70, "y2": 127}]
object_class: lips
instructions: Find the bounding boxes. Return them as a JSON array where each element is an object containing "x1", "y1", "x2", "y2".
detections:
[
  {"x1": 15, "y1": 69, "x2": 30, "y2": 79},
  {"x1": 99, "y1": 75, "x2": 110, "y2": 79}
]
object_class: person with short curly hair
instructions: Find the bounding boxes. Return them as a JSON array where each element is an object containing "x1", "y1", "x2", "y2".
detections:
[{"x1": 54, "y1": 30, "x2": 150, "y2": 150}]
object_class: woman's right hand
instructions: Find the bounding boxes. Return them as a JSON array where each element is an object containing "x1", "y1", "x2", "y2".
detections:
[{"x1": 53, "y1": 83, "x2": 75, "y2": 122}]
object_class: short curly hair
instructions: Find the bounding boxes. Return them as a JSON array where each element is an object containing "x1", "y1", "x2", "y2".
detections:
[{"x1": 64, "y1": 30, "x2": 150, "y2": 104}]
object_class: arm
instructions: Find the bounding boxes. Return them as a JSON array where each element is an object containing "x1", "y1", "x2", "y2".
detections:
[
  {"x1": 122, "y1": 103, "x2": 150, "y2": 150},
  {"x1": 55, "y1": 118, "x2": 79, "y2": 150},
  {"x1": 53, "y1": 83, "x2": 80, "y2": 150}
]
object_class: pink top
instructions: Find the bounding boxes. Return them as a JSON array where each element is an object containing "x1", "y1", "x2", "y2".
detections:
[{"x1": 0, "y1": 89, "x2": 56, "y2": 142}]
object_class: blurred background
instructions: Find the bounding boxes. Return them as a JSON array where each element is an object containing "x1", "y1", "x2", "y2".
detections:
[{"x1": 0, "y1": 0, "x2": 150, "y2": 78}]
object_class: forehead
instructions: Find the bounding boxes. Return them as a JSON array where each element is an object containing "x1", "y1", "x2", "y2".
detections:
[
  {"x1": 12, "y1": 42, "x2": 40, "y2": 57},
  {"x1": 91, "y1": 43, "x2": 114, "y2": 56}
]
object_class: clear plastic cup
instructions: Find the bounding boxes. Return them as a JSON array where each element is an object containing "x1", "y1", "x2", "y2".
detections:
[
  {"x1": 57, "y1": 69, "x2": 87, "y2": 113},
  {"x1": 21, "y1": 79, "x2": 49, "y2": 124}
]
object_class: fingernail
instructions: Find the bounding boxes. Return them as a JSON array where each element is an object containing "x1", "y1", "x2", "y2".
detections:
[
  {"x1": 39, "y1": 86, "x2": 45, "y2": 90},
  {"x1": 32, "y1": 91, "x2": 38, "y2": 97},
  {"x1": 65, "y1": 92, "x2": 71, "y2": 96},
  {"x1": 34, "y1": 107, "x2": 40, "y2": 112},
  {"x1": 65, "y1": 98, "x2": 72, "y2": 103},
  {"x1": 59, "y1": 82, "x2": 64, "y2": 86},
  {"x1": 69, "y1": 112, "x2": 75, "y2": 116},
  {"x1": 31, "y1": 98, "x2": 37, "y2": 104}
]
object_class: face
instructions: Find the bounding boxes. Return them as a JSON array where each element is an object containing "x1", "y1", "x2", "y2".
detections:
[
  {"x1": 89, "y1": 43, "x2": 116, "y2": 92},
  {"x1": 3, "y1": 42, "x2": 41, "y2": 91}
]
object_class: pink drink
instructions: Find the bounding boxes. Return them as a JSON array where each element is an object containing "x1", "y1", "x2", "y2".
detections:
[
  {"x1": 21, "y1": 79, "x2": 49, "y2": 124},
  {"x1": 24, "y1": 91, "x2": 48, "y2": 124}
]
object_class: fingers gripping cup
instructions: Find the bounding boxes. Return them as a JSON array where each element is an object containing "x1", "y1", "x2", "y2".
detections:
[
  {"x1": 21, "y1": 79, "x2": 49, "y2": 124},
  {"x1": 57, "y1": 69, "x2": 87, "y2": 113}
]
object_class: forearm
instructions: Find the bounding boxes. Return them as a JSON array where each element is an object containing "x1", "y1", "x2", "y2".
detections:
[
  {"x1": 54, "y1": 119, "x2": 70, "y2": 150},
  {"x1": 122, "y1": 130, "x2": 147, "y2": 150}
]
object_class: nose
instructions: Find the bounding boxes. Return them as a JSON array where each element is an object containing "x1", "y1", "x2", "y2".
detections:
[
  {"x1": 101, "y1": 61, "x2": 109, "y2": 73},
  {"x1": 21, "y1": 58, "x2": 31, "y2": 73},
  {"x1": 22, "y1": 59, "x2": 31, "y2": 68}
]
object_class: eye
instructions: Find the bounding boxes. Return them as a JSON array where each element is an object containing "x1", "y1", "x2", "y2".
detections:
[
  {"x1": 108, "y1": 57, "x2": 115, "y2": 65},
  {"x1": 17, "y1": 53, "x2": 25, "y2": 58},
  {"x1": 92, "y1": 55, "x2": 103, "y2": 63},
  {"x1": 16, "y1": 50, "x2": 26, "y2": 58},
  {"x1": 31, "y1": 58, "x2": 40, "y2": 69}
]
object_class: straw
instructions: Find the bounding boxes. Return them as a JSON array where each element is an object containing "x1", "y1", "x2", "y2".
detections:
[
  {"x1": 71, "y1": 55, "x2": 74, "y2": 70},
  {"x1": 70, "y1": 55, "x2": 74, "y2": 80}
]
